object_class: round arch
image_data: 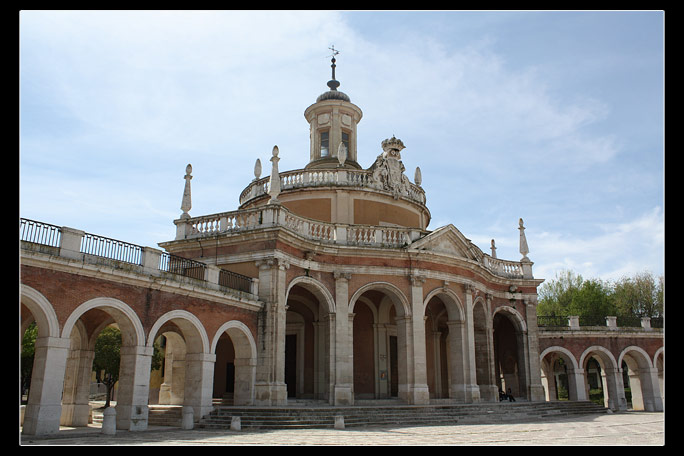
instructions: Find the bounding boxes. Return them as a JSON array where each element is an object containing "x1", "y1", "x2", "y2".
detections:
[
  {"x1": 61, "y1": 297, "x2": 145, "y2": 347},
  {"x1": 349, "y1": 281, "x2": 410, "y2": 317},
  {"x1": 20, "y1": 285, "x2": 60, "y2": 339},
  {"x1": 147, "y1": 309, "x2": 210, "y2": 355},
  {"x1": 654, "y1": 347, "x2": 664, "y2": 368},
  {"x1": 618, "y1": 346, "x2": 654, "y2": 370},
  {"x1": 211, "y1": 320, "x2": 257, "y2": 406},
  {"x1": 579, "y1": 345, "x2": 618, "y2": 371},
  {"x1": 286, "y1": 276, "x2": 336, "y2": 315},
  {"x1": 492, "y1": 305, "x2": 527, "y2": 333},
  {"x1": 211, "y1": 320, "x2": 257, "y2": 360},
  {"x1": 540, "y1": 346, "x2": 580, "y2": 371},
  {"x1": 424, "y1": 287, "x2": 465, "y2": 321}
]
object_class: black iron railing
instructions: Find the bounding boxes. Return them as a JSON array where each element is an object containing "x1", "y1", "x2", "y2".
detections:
[
  {"x1": 536, "y1": 315, "x2": 568, "y2": 327},
  {"x1": 159, "y1": 252, "x2": 206, "y2": 281},
  {"x1": 81, "y1": 232, "x2": 143, "y2": 265},
  {"x1": 19, "y1": 218, "x2": 61, "y2": 247},
  {"x1": 219, "y1": 269, "x2": 252, "y2": 293}
]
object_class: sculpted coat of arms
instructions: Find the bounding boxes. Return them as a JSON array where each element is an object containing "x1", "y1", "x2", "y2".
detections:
[{"x1": 369, "y1": 136, "x2": 412, "y2": 199}]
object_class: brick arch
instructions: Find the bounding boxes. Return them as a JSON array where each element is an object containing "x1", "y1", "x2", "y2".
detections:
[
  {"x1": 492, "y1": 305, "x2": 527, "y2": 333},
  {"x1": 540, "y1": 346, "x2": 580, "y2": 370}
]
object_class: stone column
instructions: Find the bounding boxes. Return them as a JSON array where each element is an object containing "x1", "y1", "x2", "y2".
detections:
[
  {"x1": 567, "y1": 368, "x2": 588, "y2": 401},
  {"x1": 479, "y1": 293, "x2": 499, "y2": 402},
  {"x1": 116, "y1": 345, "x2": 153, "y2": 431},
  {"x1": 22, "y1": 336, "x2": 70, "y2": 435},
  {"x1": 524, "y1": 299, "x2": 546, "y2": 401},
  {"x1": 408, "y1": 274, "x2": 430, "y2": 404},
  {"x1": 462, "y1": 285, "x2": 480, "y2": 402},
  {"x1": 253, "y1": 258, "x2": 289, "y2": 405},
  {"x1": 183, "y1": 353, "x2": 216, "y2": 420},
  {"x1": 60, "y1": 348, "x2": 95, "y2": 426},
  {"x1": 333, "y1": 271, "x2": 353, "y2": 405}
]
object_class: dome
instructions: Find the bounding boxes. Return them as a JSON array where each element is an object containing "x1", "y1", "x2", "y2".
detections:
[
  {"x1": 316, "y1": 78, "x2": 350, "y2": 102},
  {"x1": 316, "y1": 89, "x2": 351, "y2": 103}
]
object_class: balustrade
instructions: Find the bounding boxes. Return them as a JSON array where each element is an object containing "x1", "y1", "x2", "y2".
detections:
[{"x1": 239, "y1": 167, "x2": 426, "y2": 205}]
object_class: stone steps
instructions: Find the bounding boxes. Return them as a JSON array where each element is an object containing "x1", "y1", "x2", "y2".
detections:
[
  {"x1": 147, "y1": 405, "x2": 183, "y2": 427},
  {"x1": 198, "y1": 400, "x2": 608, "y2": 430}
]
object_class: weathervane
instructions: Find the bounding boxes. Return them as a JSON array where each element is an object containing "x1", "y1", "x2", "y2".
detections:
[{"x1": 327, "y1": 45, "x2": 341, "y2": 90}]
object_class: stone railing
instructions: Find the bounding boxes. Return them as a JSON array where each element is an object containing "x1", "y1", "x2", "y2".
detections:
[
  {"x1": 482, "y1": 255, "x2": 525, "y2": 279},
  {"x1": 239, "y1": 168, "x2": 426, "y2": 206},
  {"x1": 175, "y1": 206, "x2": 528, "y2": 279},
  {"x1": 176, "y1": 205, "x2": 422, "y2": 249}
]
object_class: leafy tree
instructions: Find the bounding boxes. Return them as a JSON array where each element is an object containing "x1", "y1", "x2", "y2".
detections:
[
  {"x1": 538, "y1": 269, "x2": 663, "y2": 320},
  {"x1": 537, "y1": 270, "x2": 583, "y2": 316},
  {"x1": 568, "y1": 278, "x2": 616, "y2": 317},
  {"x1": 93, "y1": 326, "x2": 121, "y2": 408},
  {"x1": 21, "y1": 322, "x2": 37, "y2": 400},
  {"x1": 612, "y1": 272, "x2": 663, "y2": 318},
  {"x1": 92, "y1": 326, "x2": 164, "y2": 408}
]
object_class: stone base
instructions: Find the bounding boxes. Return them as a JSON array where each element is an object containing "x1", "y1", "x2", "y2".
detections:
[{"x1": 254, "y1": 382, "x2": 288, "y2": 406}]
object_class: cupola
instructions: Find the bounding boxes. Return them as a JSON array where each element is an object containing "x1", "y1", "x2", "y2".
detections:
[{"x1": 304, "y1": 47, "x2": 363, "y2": 170}]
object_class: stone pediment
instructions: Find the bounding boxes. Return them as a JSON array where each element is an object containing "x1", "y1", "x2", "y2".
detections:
[{"x1": 410, "y1": 225, "x2": 483, "y2": 261}]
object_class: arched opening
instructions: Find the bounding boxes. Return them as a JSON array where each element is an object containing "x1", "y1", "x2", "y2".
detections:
[
  {"x1": 540, "y1": 347, "x2": 585, "y2": 402},
  {"x1": 58, "y1": 298, "x2": 148, "y2": 431},
  {"x1": 147, "y1": 310, "x2": 212, "y2": 420},
  {"x1": 620, "y1": 347, "x2": 662, "y2": 412},
  {"x1": 211, "y1": 321, "x2": 257, "y2": 406},
  {"x1": 350, "y1": 284, "x2": 409, "y2": 401},
  {"x1": 580, "y1": 347, "x2": 622, "y2": 411},
  {"x1": 284, "y1": 279, "x2": 334, "y2": 401},
  {"x1": 424, "y1": 296, "x2": 449, "y2": 399},
  {"x1": 493, "y1": 309, "x2": 526, "y2": 400}
]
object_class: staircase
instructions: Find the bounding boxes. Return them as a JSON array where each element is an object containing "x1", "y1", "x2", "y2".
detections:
[
  {"x1": 147, "y1": 405, "x2": 183, "y2": 427},
  {"x1": 198, "y1": 400, "x2": 608, "y2": 430}
]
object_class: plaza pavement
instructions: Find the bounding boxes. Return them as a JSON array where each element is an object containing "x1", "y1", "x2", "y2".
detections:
[{"x1": 20, "y1": 411, "x2": 665, "y2": 446}]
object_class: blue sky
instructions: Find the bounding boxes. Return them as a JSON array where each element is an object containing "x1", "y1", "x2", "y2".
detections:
[{"x1": 19, "y1": 10, "x2": 664, "y2": 283}]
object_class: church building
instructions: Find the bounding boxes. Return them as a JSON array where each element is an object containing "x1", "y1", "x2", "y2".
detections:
[{"x1": 158, "y1": 51, "x2": 546, "y2": 407}]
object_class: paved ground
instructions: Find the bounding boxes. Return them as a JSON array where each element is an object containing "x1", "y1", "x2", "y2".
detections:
[{"x1": 20, "y1": 411, "x2": 665, "y2": 446}]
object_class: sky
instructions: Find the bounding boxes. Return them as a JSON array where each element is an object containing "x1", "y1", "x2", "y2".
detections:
[{"x1": 19, "y1": 10, "x2": 664, "y2": 284}]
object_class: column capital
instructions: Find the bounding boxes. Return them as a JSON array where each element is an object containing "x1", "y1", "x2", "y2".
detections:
[
  {"x1": 409, "y1": 274, "x2": 426, "y2": 286},
  {"x1": 333, "y1": 271, "x2": 352, "y2": 281}
]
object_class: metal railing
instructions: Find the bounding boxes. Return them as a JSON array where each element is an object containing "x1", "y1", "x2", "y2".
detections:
[
  {"x1": 536, "y1": 315, "x2": 568, "y2": 327},
  {"x1": 19, "y1": 218, "x2": 61, "y2": 247},
  {"x1": 159, "y1": 252, "x2": 206, "y2": 281},
  {"x1": 219, "y1": 269, "x2": 252, "y2": 293},
  {"x1": 80, "y1": 232, "x2": 143, "y2": 265}
]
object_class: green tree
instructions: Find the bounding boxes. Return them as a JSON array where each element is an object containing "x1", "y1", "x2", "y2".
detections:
[
  {"x1": 569, "y1": 278, "x2": 615, "y2": 317},
  {"x1": 92, "y1": 326, "x2": 164, "y2": 408},
  {"x1": 93, "y1": 326, "x2": 122, "y2": 408},
  {"x1": 612, "y1": 272, "x2": 663, "y2": 318},
  {"x1": 21, "y1": 322, "x2": 38, "y2": 401},
  {"x1": 537, "y1": 270, "x2": 584, "y2": 316}
]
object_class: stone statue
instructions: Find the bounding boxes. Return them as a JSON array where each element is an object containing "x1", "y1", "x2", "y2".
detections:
[{"x1": 368, "y1": 136, "x2": 412, "y2": 199}]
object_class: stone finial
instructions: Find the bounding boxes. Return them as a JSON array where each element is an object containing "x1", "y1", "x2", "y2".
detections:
[
  {"x1": 414, "y1": 166, "x2": 422, "y2": 186},
  {"x1": 337, "y1": 141, "x2": 347, "y2": 166},
  {"x1": 268, "y1": 146, "x2": 281, "y2": 203},
  {"x1": 180, "y1": 164, "x2": 192, "y2": 219},
  {"x1": 491, "y1": 239, "x2": 497, "y2": 258},
  {"x1": 519, "y1": 218, "x2": 530, "y2": 260},
  {"x1": 254, "y1": 158, "x2": 262, "y2": 181}
]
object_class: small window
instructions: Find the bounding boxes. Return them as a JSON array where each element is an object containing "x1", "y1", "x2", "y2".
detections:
[
  {"x1": 341, "y1": 131, "x2": 350, "y2": 154},
  {"x1": 320, "y1": 131, "x2": 329, "y2": 157}
]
